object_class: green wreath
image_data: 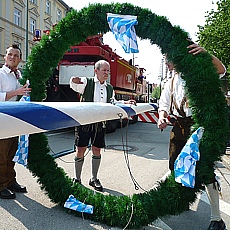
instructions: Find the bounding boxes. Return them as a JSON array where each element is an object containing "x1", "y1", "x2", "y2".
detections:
[{"x1": 21, "y1": 3, "x2": 229, "y2": 229}]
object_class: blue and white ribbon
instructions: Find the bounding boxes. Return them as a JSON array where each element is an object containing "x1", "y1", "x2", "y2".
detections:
[
  {"x1": 174, "y1": 127, "x2": 204, "y2": 188},
  {"x1": 0, "y1": 102, "x2": 157, "y2": 139},
  {"x1": 64, "y1": 195, "x2": 93, "y2": 214},
  {"x1": 13, "y1": 92, "x2": 31, "y2": 166},
  {"x1": 107, "y1": 13, "x2": 139, "y2": 53},
  {"x1": 13, "y1": 134, "x2": 29, "y2": 166}
]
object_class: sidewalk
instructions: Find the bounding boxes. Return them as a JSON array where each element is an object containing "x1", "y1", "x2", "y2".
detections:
[{"x1": 0, "y1": 123, "x2": 229, "y2": 230}]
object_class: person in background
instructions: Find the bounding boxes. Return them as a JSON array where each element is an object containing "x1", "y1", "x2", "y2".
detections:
[
  {"x1": 70, "y1": 60, "x2": 136, "y2": 192},
  {"x1": 0, "y1": 44, "x2": 31, "y2": 199},
  {"x1": 157, "y1": 42, "x2": 226, "y2": 230}
]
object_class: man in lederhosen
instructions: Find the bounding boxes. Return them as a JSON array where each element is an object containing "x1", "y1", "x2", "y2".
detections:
[
  {"x1": 70, "y1": 60, "x2": 135, "y2": 192},
  {"x1": 157, "y1": 42, "x2": 226, "y2": 230}
]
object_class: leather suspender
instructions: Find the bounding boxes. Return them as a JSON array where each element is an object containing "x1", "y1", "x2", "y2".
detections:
[{"x1": 169, "y1": 75, "x2": 187, "y2": 118}]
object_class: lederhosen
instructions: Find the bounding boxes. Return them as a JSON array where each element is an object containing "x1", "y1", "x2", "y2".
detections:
[
  {"x1": 169, "y1": 76, "x2": 194, "y2": 170},
  {"x1": 75, "y1": 78, "x2": 113, "y2": 148}
]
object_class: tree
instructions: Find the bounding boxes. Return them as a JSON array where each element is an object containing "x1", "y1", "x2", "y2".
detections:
[
  {"x1": 197, "y1": 0, "x2": 230, "y2": 74},
  {"x1": 151, "y1": 85, "x2": 161, "y2": 101}
]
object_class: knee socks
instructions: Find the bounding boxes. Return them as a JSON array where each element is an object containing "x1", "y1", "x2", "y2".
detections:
[
  {"x1": 74, "y1": 155, "x2": 101, "y2": 182},
  {"x1": 205, "y1": 182, "x2": 221, "y2": 221},
  {"x1": 91, "y1": 155, "x2": 101, "y2": 181},
  {"x1": 74, "y1": 157, "x2": 84, "y2": 181}
]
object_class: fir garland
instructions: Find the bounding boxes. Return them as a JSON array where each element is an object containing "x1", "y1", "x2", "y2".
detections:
[{"x1": 21, "y1": 3, "x2": 229, "y2": 229}]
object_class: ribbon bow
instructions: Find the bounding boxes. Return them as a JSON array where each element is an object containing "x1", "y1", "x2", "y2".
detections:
[
  {"x1": 10, "y1": 69, "x2": 20, "y2": 79},
  {"x1": 5, "y1": 64, "x2": 20, "y2": 79}
]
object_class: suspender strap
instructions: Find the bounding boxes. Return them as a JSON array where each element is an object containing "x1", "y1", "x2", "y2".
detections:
[
  {"x1": 170, "y1": 75, "x2": 187, "y2": 118},
  {"x1": 106, "y1": 84, "x2": 113, "y2": 103},
  {"x1": 82, "y1": 78, "x2": 94, "y2": 102},
  {"x1": 169, "y1": 76, "x2": 175, "y2": 115}
]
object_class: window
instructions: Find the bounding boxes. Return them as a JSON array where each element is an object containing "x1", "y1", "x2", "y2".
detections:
[
  {"x1": 46, "y1": 0, "x2": 51, "y2": 14},
  {"x1": 30, "y1": 0, "x2": 37, "y2": 4},
  {"x1": 30, "y1": 18, "x2": 36, "y2": 33},
  {"x1": 57, "y1": 9, "x2": 62, "y2": 22},
  {"x1": 14, "y1": 9, "x2": 21, "y2": 26},
  {"x1": 14, "y1": 42, "x2": 21, "y2": 49}
]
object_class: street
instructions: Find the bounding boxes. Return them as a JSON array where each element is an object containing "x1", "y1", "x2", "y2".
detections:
[{"x1": 0, "y1": 122, "x2": 229, "y2": 229}]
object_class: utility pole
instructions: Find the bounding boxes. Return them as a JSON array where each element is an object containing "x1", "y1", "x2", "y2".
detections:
[{"x1": 159, "y1": 57, "x2": 164, "y2": 95}]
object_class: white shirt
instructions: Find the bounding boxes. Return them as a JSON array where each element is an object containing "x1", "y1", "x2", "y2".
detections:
[
  {"x1": 158, "y1": 73, "x2": 192, "y2": 117},
  {"x1": 70, "y1": 76, "x2": 115, "y2": 103},
  {"x1": 0, "y1": 65, "x2": 22, "y2": 101}
]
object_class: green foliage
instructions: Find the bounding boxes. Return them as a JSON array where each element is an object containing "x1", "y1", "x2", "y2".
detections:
[
  {"x1": 151, "y1": 86, "x2": 161, "y2": 100},
  {"x1": 198, "y1": 0, "x2": 230, "y2": 73},
  {"x1": 22, "y1": 3, "x2": 229, "y2": 229}
]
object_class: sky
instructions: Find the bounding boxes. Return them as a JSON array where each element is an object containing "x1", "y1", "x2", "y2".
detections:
[{"x1": 62, "y1": 0, "x2": 218, "y2": 84}]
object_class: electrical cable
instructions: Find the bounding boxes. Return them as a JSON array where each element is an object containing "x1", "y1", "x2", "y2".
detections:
[
  {"x1": 119, "y1": 105, "x2": 148, "y2": 192},
  {"x1": 48, "y1": 104, "x2": 147, "y2": 192},
  {"x1": 48, "y1": 121, "x2": 105, "y2": 164}
]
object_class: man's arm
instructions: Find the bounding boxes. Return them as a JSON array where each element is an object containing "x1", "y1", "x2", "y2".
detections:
[
  {"x1": 112, "y1": 90, "x2": 136, "y2": 105},
  {"x1": 69, "y1": 76, "x2": 87, "y2": 94},
  {"x1": 210, "y1": 55, "x2": 226, "y2": 75},
  {"x1": 187, "y1": 43, "x2": 226, "y2": 75}
]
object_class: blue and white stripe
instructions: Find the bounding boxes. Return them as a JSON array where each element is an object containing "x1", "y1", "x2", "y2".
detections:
[
  {"x1": 13, "y1": 93, "x2": 31, "y2": 166},
  {"x1": 0, "y1": 102, "x2": 157, "y2": 139},
  {"x1": 13, "y1": 134, "x2": 29, "y2": 166},
  {"x1": 107, "y1": 13, "x2": 139, "y2": 53},
  {"x1": 64, "y1": 195, "x2": 94, "y2": 214}
]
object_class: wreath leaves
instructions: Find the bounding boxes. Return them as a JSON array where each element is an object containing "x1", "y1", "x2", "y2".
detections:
[{"x1": 21, "y1": 3, "x2": 228, "y2": 229}]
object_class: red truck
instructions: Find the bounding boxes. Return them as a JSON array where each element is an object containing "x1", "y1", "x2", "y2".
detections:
[{"x1": 45, "y1": 34, "x2": 151, "y2": 132}]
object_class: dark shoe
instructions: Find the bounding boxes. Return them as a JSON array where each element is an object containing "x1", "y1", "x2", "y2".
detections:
[
  {"x1": 0, "y1": 188, "x2": 16, "y2": 199},
  {"x1": 7, "y1": 182, "x2": 27, "y2": 193},
  {"x1": 207, "y1": 219, "x2": 226, "y2": 230},
  {"x1": 73, "y1": 178, "x2": 81, "y2": 184},
  {"x1": 89, "y1": 179, "x2": 103, "y2": 191}
]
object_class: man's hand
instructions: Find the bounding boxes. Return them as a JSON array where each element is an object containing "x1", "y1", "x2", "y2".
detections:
[
  {"x1": 157, "y1": 111, "x2": 168, "y2": 130},
  {"x1": 157, "y1": 118, "x2": 168, "y2": 130},
  {"x1": 187, "y1": 40, "x2": 226, "y2": 74},
  {"x1": 16, "y1": 85, "x2": 31, "y2": 96},
  {"x1": 72, "y1": 77, "x2": 83, "y2": 84},
  {"x1": 187, "y1": 43, "x2": 206, "y2": 55}
]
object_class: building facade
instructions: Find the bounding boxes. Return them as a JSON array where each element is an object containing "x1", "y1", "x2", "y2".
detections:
[{"x1": 0, "y1": 0, "x2": 70, "y2": 68}]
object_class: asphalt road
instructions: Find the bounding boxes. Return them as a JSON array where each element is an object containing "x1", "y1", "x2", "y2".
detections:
[{"x1": 0, "y1": 122, "x2": 229, "y2": 230}]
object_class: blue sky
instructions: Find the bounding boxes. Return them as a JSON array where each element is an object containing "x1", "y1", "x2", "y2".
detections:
[{"x1": 63, "y1": 0, "x2": 218, "y2": 83}]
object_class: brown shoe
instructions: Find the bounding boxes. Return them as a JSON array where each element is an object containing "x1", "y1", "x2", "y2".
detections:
[
  {"x1": 7, "y1": 182, "x2": 27, "y2": 193},
  {"x1": 0, "y1": 188, "x2": 16, "y2": 199}
]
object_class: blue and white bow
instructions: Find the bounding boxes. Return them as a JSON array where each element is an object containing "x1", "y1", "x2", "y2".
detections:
[
  {"x1": 174, "y1": 127, "x2": 204, "y2": 188},
  {"x1": 64, "y1": 195, "x2": 94, "y2": 214},
  {"x1": 107, "y1": 13, "x2": 139, "y2": 53}
]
